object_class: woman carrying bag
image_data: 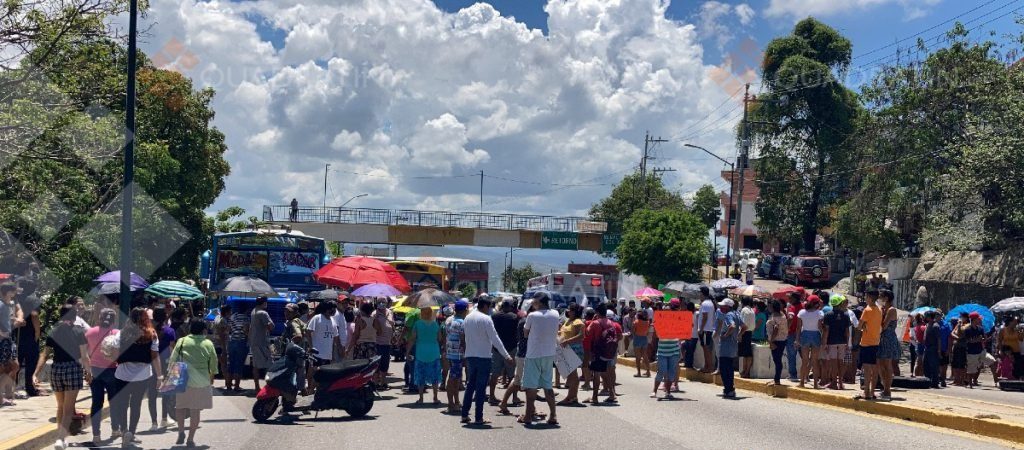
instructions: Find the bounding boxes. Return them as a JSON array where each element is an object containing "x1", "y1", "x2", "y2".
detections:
[{"x1": 167, "y1": 318, "x2": 218, "y2": 447}]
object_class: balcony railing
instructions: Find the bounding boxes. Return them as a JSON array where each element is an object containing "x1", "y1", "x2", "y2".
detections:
[{"x1": 263, "y1": 205, "x2": 607, "y2": 233}]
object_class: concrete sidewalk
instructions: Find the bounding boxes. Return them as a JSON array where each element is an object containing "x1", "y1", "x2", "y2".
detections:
[
  {"x1": 0, "y1": 384, "x2": 104, "y2": 450},
  {"x1": 617, "y1": 356, "x2": 1024, "y2": 445}
]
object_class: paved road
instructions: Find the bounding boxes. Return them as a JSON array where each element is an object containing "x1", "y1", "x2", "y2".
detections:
[{"x1": 61, "y1": 366, "x2": 1016, "y2": 450}]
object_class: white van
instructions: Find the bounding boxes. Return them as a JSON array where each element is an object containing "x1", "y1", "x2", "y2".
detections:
[{"x1": 525, "y1": 273, "x2": 608, "y2": 307}]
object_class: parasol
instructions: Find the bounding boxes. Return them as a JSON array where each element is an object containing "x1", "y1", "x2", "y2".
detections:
[
  {"x1": 90, "y1": 282, "x2": 142, "y2": 297},
  {"x1": 730, "y1": 285, "x2": 771, "y2": 298},
  {"x1": 908, "y1": 306, "x2": 938, "y2": 317},
  {"x1": 307, "y1": 289, "x2": 344, "y2": 301},
  {"x1": 210, "y1": 276, "x2": 276, "y2": 297},
  {"x1": 634, "y1": 287, "x2": 664, "y2": 297},
  {"x1": 351, "y1": 283, "x2": 402, "y2": 298},
  {"x1": 145, "y1": 280, "x2": 204, "y2": 300},
  {"x1": 710, "y1": 278, "x2": 745, "y2": 290},
  {"x1": 663, "y1": 281, "x2": 708, "y2": 300},
  {"x1": 313, "y1": 256, "x2": 411, "y2": 292},
  {"x1": 772, "y1": 285, "x2": 806, "y2": 301},
  {"x1": 945, "y1": 303, "x2": 996, "y2": 332},
  {"x1": 991, "y1": 297, "x2": 1024, "y2": 314},
  {"x1": 94, "y1": 271, "x2": 148, "y2": 289}
]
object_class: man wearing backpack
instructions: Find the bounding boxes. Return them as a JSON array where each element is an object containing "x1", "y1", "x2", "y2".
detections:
[{"x1": 586, "y1": 303, "x2": 621, "y2": 404}]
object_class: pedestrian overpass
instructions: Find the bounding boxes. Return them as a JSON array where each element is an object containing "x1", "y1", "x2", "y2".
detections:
[{"x1": 262, "y1": 205, "x2": 615, "y2": 252}]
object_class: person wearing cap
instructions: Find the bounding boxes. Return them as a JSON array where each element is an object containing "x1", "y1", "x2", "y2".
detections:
[
  {"x1": 796, "y1": 295, "x2": 824, "y2": 389},
  {"x1": 821, "y1": 294, "x2": 851, "y2": 390},
  {"x1": 697, "y1": 292, "x2": 718, "y2": 374},
  {"x1": 963, "y1": 311, "x2": 989, "y2": 387},
  {"x1": 738, "y1": 297, "x2": 756, "y2": 378},
  {"x1": 714, "y1": 298, "x2": 741, "y2": 398},
  {"x1": 856, "y1": 289, "x2": 883, "y2": 400},
  {"x1": 282, "y1": 303, "x2": 307, "y2": 395},
  {"x1": 443, "y1": 300, "x2": 468, "y2": 414},
  {"x1": 461, "y1": 297, "x2": 512, "y2": 425}
]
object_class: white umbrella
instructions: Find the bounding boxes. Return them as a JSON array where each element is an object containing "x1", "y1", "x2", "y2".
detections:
[{"x1": 991, "y1": 297, "x2": 1024, "y2": 314}]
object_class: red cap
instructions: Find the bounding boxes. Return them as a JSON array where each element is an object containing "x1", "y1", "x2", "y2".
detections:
[
  {"x1": 968, "y1": 311, "x2": 981, "y2": 319},
  {"x1": 806, "y1": 295, "x2": 821, "y2": 306},
  {"x1": 669, "y1": 298, "x2": 681, "y2": 307}
]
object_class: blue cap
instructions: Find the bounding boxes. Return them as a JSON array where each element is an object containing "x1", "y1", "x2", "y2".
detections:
[{"x1": 454, "y1": 300, "x2": 469, "y2": 311}]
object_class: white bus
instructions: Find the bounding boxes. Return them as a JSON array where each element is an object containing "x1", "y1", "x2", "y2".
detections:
[{"x1": 525, "y1": 273, "x2": 608, "y2": 307}]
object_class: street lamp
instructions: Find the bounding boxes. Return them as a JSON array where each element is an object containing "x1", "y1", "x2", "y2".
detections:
[
  {"x1": 119, "y1": 0, "x2": 139, "y2": 316},
  {"x1": 340, "y1": 193, "x2": 368, "y2": 208},
  {"x1": 683, "y1": 143, "x2": 736, "y2": 268},
  {"x1": 504, "y1": 248, "x2": 522, "y2": 291}
]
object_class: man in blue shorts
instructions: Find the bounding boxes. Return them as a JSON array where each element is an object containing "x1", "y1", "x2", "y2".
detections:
[
  {"x1": 521, "y1": 293, "x2": 560, "y2": 426},
  {"x1": 444, "y1": 301, "x2": 467, "y2": 414}
]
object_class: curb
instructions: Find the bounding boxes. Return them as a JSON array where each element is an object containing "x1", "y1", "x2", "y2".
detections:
[
  {"x1": 0, "y1": 403, "x2": 108, "y2": 450},
  {"x1": 616, "y1": 356, "x2": 1024, "y2": 445}
]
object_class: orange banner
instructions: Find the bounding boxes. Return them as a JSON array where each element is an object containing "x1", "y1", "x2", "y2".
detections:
[{"x1": 653, "y1": 311, "x2": 693, "y2": 340}]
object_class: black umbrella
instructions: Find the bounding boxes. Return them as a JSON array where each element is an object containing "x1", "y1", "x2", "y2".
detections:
[
  {"x1": 210, "y1": 276, "x2": 276, "y2": 297},
  {"x1": 308, "y1": 289, "x2": 344, "y2": 301}
]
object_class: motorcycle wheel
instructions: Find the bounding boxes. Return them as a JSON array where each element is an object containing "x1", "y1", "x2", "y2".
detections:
[
  {"x1": 344, "y1": 388, "x2": 375, "y2": 418},
  {"x1": 252, "y1": 398, "x2": 280, "y2": 423}
]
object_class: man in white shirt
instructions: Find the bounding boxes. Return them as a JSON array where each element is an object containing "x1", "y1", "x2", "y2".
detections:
[
  {"x1": 522, "y1": 293, "x2": 560, "y2": 426},
  {"x1": 698, "y1": 294, "x2": 718, "y2": 373},
  {"x1": 460, "y1": 298, "x2": 512, "y2": 425},
  {"x1": 305, "y1": 302, "x2": 340, "y2": 368},
  {"x1": 739, "y1": 297, "x2": 756, "y2": 377}
]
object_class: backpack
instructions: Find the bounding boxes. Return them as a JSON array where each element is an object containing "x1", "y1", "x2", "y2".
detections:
[{"x1": 593, "y1": 320, "x2": 618, "y2": 360}]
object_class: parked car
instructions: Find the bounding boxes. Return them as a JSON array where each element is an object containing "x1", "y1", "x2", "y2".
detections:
[
  {"x1": 784, "y1": 256, "x2": 830, "y2": 286},
  {"x1": 758, "y1": 254, "x2": 791, "y2": 280}
]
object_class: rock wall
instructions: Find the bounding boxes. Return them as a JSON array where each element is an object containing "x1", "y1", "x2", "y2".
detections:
[{"x1": 912, "y1": 246, "x2": 1024, "y2": 310}]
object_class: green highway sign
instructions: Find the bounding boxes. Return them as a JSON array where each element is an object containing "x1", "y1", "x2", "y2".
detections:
[
  {"x1": 541, "y1": 231, "x2": 578, "y2": 250},
  {"x1": 601, "y1": 233, "x2": 622, "y2": 253}
]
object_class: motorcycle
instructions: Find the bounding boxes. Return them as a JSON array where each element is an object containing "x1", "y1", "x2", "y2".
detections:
[{"x1": 252, "y1": 352, "x2": 380, "y2": 422}]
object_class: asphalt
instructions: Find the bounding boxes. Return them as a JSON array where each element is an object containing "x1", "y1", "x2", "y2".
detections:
[{"x1": 58, "y1": 366, "x2": 1018, "y2": 450}]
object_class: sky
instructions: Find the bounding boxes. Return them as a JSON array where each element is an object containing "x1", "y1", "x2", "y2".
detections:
[{"x1": 133, "y1": 0, "x2": 1022, "y2": 224}]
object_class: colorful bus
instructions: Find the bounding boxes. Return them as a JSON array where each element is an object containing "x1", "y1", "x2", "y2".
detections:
[
  {"x1": 387, "y1": 261, "x2": 449, "y2": 292},
  {"x1": 206, "y1": 229, "x2": 330, "y2": 293}
]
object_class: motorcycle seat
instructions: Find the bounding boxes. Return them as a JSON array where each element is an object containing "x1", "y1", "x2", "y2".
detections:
[{"x1": 313, "y1": 358, "x2": 377, "y2": 382}]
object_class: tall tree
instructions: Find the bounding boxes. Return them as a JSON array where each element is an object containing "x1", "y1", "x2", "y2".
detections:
[
  {"x1": 751, "y1": 18, "x2": 862, "y2": 252},
  {"x1": 589, "y1": 171, "x2": 686, "y2": 233},
  {"x1": 616, "y1": 209, "x2": 709, "y2": 285},
  {"x1": 689, "y1": 184, "x2": 721, "y2": 230},
  {"x1": 501, "y1": 263, "x2": 541, "y2": 293}
]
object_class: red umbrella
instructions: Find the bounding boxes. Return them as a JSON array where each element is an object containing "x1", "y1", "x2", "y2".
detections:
[
  {"x1": 772, "y1": 285, "x2": 806, "y2": 301},
  {"x1": 313, "y1": 257, "x2": 411, "y2": 293}
]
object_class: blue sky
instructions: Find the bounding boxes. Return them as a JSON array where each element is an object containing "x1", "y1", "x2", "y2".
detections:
[{"x1": 430, "y1": 0, "x2": 1023, "y2": 69}]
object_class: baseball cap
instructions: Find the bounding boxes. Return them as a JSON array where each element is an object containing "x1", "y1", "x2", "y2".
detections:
[
  {"x1": 454, "y1": 300, "x2": 469, "y2": 311},
  {"x1": 829, "y1": 294, "x2": 846, "y2": 308},
  {"x1": 285, "y1": 303, "x2": 298, "y2": 313},
  {"x1": 968, "y1": 311, "x2": 981, "y2": 320},
  {"x1": 717, "y1": 298, "x2": 735, "y2": 308},
  {"x1": 669, "y1": 298, "x2": 681, "y2": 307}
]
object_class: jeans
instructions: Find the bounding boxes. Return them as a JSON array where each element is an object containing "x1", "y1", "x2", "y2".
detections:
[
  {"x1": 771, "y1": 341, "x2": 787, "y2": 383},
  {"x1": 682, "y1": 339, "x2": 698, "y2": 368},
  {"x1": 90, "y1": 367, "x2": 120, "y2": 436},
  {"x1": 924, "y1": 349, "x2": 940, "y2": 387},
  {"x1": 909, "y1": 343, "x2": 918, "y2": 374},
  {"x1": 145, "y1": 373, "x2": 159, "y2": 423},
  {"x1": 461, "y1": 357, "x2": 492, "y2": 422},
  {"x1": 17, "y1": 338, "x2": 39, "y2": 396},
  {"x1": 785, "y1": 335, "x2": 798, "y2": 379},
  {"x1": 719, "y1": 357, "x2": 736, "y2": 395},
  {"x1": 113, "y1": 377, "x2": 150, "y2": 435}
]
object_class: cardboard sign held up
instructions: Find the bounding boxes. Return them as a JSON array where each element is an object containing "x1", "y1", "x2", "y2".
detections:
[{"x1": 653, "y1": 311, "x2": 693, "y2": 340}]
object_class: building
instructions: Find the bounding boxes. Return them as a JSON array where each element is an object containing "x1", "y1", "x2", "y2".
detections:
[
  {"x1": 718, "y1": 158, "x2": 762, "y2": 252},
  {"x1": 567, "y1": 262, "x2": 619, "y2": 299}
]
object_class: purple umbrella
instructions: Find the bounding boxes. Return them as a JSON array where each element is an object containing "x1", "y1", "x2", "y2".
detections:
[
  {"x1": 351, "y1": 283, "x2": 402, "y2": 298},
  {"x1": 94, "y1": 271, "x2": 149, "y2": 289}
]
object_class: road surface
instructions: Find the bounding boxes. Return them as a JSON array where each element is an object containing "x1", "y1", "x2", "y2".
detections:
[{"x1": 61, "y1": 365, "x2": 1018, "y2": 450}]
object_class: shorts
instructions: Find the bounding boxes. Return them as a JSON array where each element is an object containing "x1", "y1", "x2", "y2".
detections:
[
  {"x1": 447, "y1": 358, "x2": 464, "y2": 381},
  {"x1": 50, "y1": 361, "x2": 84, "y2": 392},
  {"x1": 0, "y1": 338, "x2": 15, "y2": 363},
  {"x1": 699, "y1": 331, "x2": 715, "y2": 347},
  {"x1": 588, "y1": 359, "x2": 609, "y2": 373},
  {"x1": 512, "y1": 357, "x2": 526, "y2": 386},
  {"x1": 175, "y1": 386, "x2": 213, "y2": 410},
  {"x1": 414, "y1": 358, "x2": 442, "y2": 386},
  {"x1": 227, "y1": 340, "x2": 248, "y2": 374},
  {"x1": 353, "y1": 342, "x2": 377, "y2": 360},
  {"x1": 799, "y1": 330, "x2": 822, "y2": 348},
  {"x1": 633, "y1": 335, "x2": 649, "y2": 348},
  {"x1": 568, "y1": 343, "x2": 584, "y2": 362},
  {"x1": 952, "y1": 347, "x2": 967, "y2": 369},
  {"x1": 860, "y1": 345, "x2": 879, "y2": 365},
  {"x1": 522, "y1": 356, "x2": 554, "y2": 390},
  {"x1": 376, "y1": 344, "x2": 392, "y2": 374},
  {"x1": 966, "y1": 352, "x2": 996, "y2": 374},
  {"x1": 939, "y1": 351, "x2": 949, "y2": 366},
  {"x1": 491, "y1": 349, "x2": 514, "y2": 378},
  {"x1": 655, "y1": 354, "x2": 680, "y2": 383},
  {"x1": 844, "y1": 347, "x2": 853, "y2": 364},
  {"x1": 823, "y1": 344, "x2": 847, "y2": 360},
  {"x1": 738, "y1": 331, "x2": 753, "y2": 357},
  {"x1": 250, "y1": 343, "x2": 272, "y2": 370}
]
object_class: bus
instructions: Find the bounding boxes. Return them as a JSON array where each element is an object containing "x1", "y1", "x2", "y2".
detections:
[
  {"x1": 526, "y1": 272, "x2": 608, "y2": 307},
  {"x1": 205, "y1": 228, "x2": 330, "y2": 293},
  {"x1": 387, "y1": 261, "x2": 449, "y2": 292}
]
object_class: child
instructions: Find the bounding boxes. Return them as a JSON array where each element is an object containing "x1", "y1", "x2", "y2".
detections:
[{"x1": 998, "y1": 347, "x2": 1015, "y2": 381}]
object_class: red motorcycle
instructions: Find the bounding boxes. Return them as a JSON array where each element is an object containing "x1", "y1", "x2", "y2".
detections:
[{"x1": 252, "y1": 356, "x2": 380, "y2": 422}]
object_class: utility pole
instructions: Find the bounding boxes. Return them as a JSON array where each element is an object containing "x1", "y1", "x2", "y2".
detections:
[
  {"x1": 734, "y1": 83, "x2": 751, "y2": 258},
  {"x1": 119, "y1": 0, "x2": 138, "y2": 316},
  {"x1": 323, "y1": 163, "x2": 330, "y2": 210},
  {"x1": 479, "y1": 170, "x2": 484, "y2": 213},
  {"x1": 641, "y1": 132, "x2": 669, "y2": 204}
]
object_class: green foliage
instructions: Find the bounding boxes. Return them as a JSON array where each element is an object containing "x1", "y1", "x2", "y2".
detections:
[
  {"x1": 752, "y1": 18, "x2": 862, "y2": 252},
  {"x1": 457, "y1": 283, "x2": 478, "y2": 299},
  {"x1": 616, "y1": 209, "x2": 709, "y2": 286},
  {"x1": 589, "y1": 171, "x2": 686, "y2": 233},
  {"x1": 689, "y1": 184, "x2": 721, "y2": 230},
  {"x1": 502, "y1": 263, "x2": 541, "y2": 294}
]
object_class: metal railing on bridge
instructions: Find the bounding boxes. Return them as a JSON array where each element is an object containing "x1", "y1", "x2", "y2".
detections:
[{"x1": 263, "y1": 205, "x2": 607, "y2": 233}]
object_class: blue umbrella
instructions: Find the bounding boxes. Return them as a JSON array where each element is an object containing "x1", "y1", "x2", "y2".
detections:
[
  {"x1": 909, "y1": 306, "x2": 937, "y2": 317},
  {"x1": 945, "y1": 303, "x2": 995, "y2": 332}
]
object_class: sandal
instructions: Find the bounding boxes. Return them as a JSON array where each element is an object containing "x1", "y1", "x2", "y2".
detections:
[
  {"x1": 547, "y1": 418, "x2": 559, "y2": 426},
  {"x1": 497, "y1": 408, "x2": 513, "y2": 416},
  {"x1": 516, "y1": 415, "x2": 532, "y2": 425},
  {"x1": 460, "y1": 416, "x2": 471, "y2": 424}
]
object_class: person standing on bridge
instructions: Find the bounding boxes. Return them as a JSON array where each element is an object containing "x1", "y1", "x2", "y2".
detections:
[
  {"x1": 289, "y1": 198, "x2": 298, "y2": 221},
  {"x1": 461, "y1": 297, "x2": 512, "y2": 425}
]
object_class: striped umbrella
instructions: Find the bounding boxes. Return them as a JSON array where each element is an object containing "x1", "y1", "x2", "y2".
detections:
[{"x1": 145, "y1": 280, "x2": 204, "y2": 300}]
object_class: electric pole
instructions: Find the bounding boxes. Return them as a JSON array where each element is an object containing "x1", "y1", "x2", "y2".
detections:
[
  {"x1": 479, "y1": 170, "x2": 484, "y2": 213},
  {"x1": 323, "y1": 163, "x2": 330, "y2": 210},
  {"x1": 734, "y1": 83, "x2": 751, "y2": 258},
  {"x1": 641, "y1": 132, "x2": 669, "y2": 204},
  {"x1": 119, "y1": 0, "x2": 138, "y2": 316}
]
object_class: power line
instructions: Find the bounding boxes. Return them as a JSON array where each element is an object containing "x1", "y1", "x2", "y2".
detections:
[
  {"x1": 472, "y1": 167, "x2": 635, "y2": 211},
  {"x1": 667, "y1": 85, "x2": 744, "y2": 141},
  {"x1": 852, "y1": 0, "x2": 1003, "y2": 61},
  {"x1": 481, "y1": 174, "x2": 610, "y2": 187},
  {"x1": 331, "y1": 169, "x2": 476, "y2": 180}
]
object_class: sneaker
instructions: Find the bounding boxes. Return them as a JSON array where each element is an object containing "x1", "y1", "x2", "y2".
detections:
[
  {"x1": 149, "y1": 423, "x2": 160, "y2": 432},
  {"x1": 54, "y1": 439, "x2": 65, "y2": 450},
  {"x1": 649, "y1": 392, "x2": 657, "y2": 398},
  {"x1": 664, "y1": 393, "x2": 675, "y2": 399},
  {"x1": 161, "y1": 419, "x2": 172, "y2": 429},
  {"x1": 111, "y1": 430, "x2": 123, "y2": 439},
  {"x1": 93, "y1": 435, "x2": 102, "y2": 446},
  {"x1": 121, "y1": 432, "x2": 133, "y2": 448}
]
